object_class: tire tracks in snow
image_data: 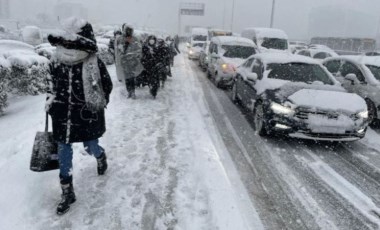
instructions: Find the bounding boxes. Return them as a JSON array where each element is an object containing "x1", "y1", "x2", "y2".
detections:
[{"x1": 188, "y1": 60, "x2": 380, "y2": 229}]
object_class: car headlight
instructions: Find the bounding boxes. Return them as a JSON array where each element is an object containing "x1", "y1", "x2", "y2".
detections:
[
  {"x1": 189, "y1": 50, "x2": 194, "y2": 54},
  {"x1": 357, "y1": 110, "x2": 368, "y2": 119},
  {"x1": 221, "y1": 63, "x2": 236, "y2": 72},
  {"x1": 270, "y1": 102, "x2": 294, "y2": 115}
]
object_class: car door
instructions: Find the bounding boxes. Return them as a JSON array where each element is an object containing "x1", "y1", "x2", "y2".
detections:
[
  {"x1": 209, "y1": 43, "x2": 219, "y2": 75},
  {"x1": 337, "y1": 61, "x2": 367, "y2": 97},
  {"x1": 242, "y1": 59, "x2": 262, "y2": 111},
  {"x1": 236, "y1": 58, "x2": 254, "y2": 103},
  {"x1": 323, "y1": 59, "x2": 341, "y2": 77}
]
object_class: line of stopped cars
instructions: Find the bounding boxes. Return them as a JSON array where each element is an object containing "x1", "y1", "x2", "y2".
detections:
[{"x1": 188, "y1": 27, "x2": 379, "y2": 142}]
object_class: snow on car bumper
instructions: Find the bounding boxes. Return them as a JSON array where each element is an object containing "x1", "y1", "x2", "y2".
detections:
[
  {"x1": 268, "y1": 113, "x2": 366, "y2": 141},
  {"x1": 216, "y1": 73, "x2": 234, "y2": 86}
]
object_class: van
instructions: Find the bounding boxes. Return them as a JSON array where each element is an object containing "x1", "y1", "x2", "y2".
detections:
[
  {"x1": 241, "y1": 27, "x2": 289, "y2": 52},
  {"x1": 191, "y1": 27, "x2": 208, "y2": 43}
]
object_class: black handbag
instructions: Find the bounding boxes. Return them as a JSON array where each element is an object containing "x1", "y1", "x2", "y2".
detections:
[{"x1": 30, "y1": 113, "x2": 59, "y2": 172}]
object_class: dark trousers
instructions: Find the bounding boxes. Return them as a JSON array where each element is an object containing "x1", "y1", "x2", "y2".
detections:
[{"x1": 125, "y1": 78, "x2": 135, "y2": 93}]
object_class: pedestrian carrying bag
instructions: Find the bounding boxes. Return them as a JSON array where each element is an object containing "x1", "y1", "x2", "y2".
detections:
[{"x1": 30, "y1": 113, "x2": 59, "y2": 172}]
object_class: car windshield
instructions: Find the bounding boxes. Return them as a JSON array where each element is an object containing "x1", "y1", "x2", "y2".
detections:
[
  {"x1": 267, "y1": 63, "x2": 334, "y2": 85},
  {"x1": 366, "y1": 65, "x2": 380, "y2": 81},
  {"x1": 192, "y1": 35, "x2": 207, "y2": 41},
  {"x1": 192, "y1": 43, "x2": 204, "y2": 48},
  {"x1": 261, "y1": 38, "x2": 288, "y2": 50},
  {"x1": 222, "y1": 45, "x2": 255, "y2": 59}
]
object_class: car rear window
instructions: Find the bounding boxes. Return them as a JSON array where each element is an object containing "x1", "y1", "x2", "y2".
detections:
[{"x1": 267, "y1": 63, "x2": 334, "y2": 85}]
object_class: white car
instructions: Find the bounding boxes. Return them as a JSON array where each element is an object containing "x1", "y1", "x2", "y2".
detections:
[
  {"x1": 207, "y1": 36, "x2": 257, "y2": 88},
  {"x1": 241, "y1": 27, "x2": 289, "y2": 53},
  {"x1": 296, "y1": 48, "x2": 338, "y2": 60},
  {"x1": 323, "y1": 56, "x2": 380, "y2": 125},
  {"x1": 231, "y1": 53, "x2": 369, "y2": 141},
  {"x1": 21, "y1": 26, "x2": 43, "y2": 46},
  {"x1": 188, "y1": 42, "x2": 205, "y2": 60}
]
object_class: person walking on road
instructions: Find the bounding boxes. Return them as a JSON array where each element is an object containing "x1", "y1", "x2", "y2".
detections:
[
  {"x1": 115, "y1": 24, "x2": 144, "y2": 99},
  {"x1": 45, "y1": 17, "x2": 113, "y2": 215},
  {"x1": 141, "y1": 35, "x2": 160, "y2": 98},
  {"x1": 109, "y1": 29, "x2": 121, "y2": 60}
]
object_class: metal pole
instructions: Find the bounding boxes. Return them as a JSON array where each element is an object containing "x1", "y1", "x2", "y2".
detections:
[
  {"x1": 270, "y1": 0, "x2": 276, "y2": 28},
  {"x1": 231, "y1": 0, "x2": 236, "y2": 32},
  {"x1": 178, "y1": 6, "x2": 181, "y2": 36},
  {"x1": 222, "y1": 0, "x2": 226, "y2": 29}
]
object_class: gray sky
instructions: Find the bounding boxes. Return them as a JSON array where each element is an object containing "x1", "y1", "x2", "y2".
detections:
[{"x1": 7, "y1": 0, "x2": 380, "y2": 40}]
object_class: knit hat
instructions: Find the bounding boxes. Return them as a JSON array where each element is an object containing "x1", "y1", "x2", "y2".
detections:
[
  {"x1": 122, "y1": 24, "x2": 134, "y2": 37},
  {"x1": 48, "y1": 17, "x2": 98, "y2": 53}
]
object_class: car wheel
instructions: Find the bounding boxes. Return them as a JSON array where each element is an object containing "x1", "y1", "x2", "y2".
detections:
[
  {"x1": 231, "y1": 82, "x2": 239, "y2": 103},
  {"x1": 254, "y1": 102, "x2": 268, "y2": 136},
  {"x1": 207, "y1": 70, "x2": 211, "y2": 78}
]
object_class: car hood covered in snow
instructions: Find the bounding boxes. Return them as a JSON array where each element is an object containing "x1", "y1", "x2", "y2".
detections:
[
  {"x1": 221, "y1": 57, "x2": 246, "y2": 68},
  {"x1": 287, "y1": 88, "x2": 366, "y2": 114}
]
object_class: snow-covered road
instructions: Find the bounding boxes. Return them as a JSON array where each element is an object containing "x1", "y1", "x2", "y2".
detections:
[
  {"x1": 188, "y1": 59, "x2": 380, "y2": 229},
  {"x1": 0, "y1": 54, "x2": 262, "y2": 229},
  {"x1": 2, "y1": 52, "x2": 380, "y2": 229}
]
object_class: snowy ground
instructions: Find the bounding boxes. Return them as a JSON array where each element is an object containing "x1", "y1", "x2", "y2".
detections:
[
  {"x1": 2, "y1": 51, "x2": 380, "y2": 230},
  {"x1": 0, "y1": 54, "x2": 262, "y2": 229}
]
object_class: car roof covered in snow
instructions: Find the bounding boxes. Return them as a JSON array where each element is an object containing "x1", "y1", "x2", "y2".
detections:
[
  {"x1": 297, "y1": 48, "x2": 338, "y2": 57},
  {"x1": 250, "y1": 52, "x2": 321, "y2": 65},
  {"x1": 243, "y1": 27, "x2": 288, "y2": 39},
  {"x1": 211, "y1": 36, "x2": 255, "y2": 47},
  {"x1": 191, "y1": 27, "x2": 208, "y2": 35},
  {"x1": 325, "y1": 55, "x2": 380, "y2": 67}
]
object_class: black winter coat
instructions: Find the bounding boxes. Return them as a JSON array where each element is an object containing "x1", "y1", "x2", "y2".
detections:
[
  {"x1": 48, "y1": 58, "x2": 113, "y2": 143},
  {"x1": 141, "y1": 44, "x2": 159, "y2": 72}
]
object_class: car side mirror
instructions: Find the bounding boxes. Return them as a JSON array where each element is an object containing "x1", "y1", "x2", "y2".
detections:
[
  {"x1": 247, "y1": 72, "x2": 258, "y2": 82},
  {"x1": 186, "y1": 42, "x2": 190, "y2": 48},
  {"x1": 345, "y1": 73, "x2": 360, "y2": 85}
]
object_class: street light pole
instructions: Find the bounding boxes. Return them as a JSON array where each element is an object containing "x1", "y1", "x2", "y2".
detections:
[
  {"x1": 231, "y1": 0, "x2": 236, "y2": 32},
  {"x1": 270, "y1": 0, "x2": 276, "y2": 28}
]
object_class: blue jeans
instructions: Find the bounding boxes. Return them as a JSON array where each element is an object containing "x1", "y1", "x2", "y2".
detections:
[{"x1": 58, "y1": 139, "x2": 104, "y2": 184}]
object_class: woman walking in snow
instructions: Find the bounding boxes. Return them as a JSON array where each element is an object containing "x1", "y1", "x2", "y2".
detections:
[
  {"x1": 141, "y1": 35, "x2": 160, "y2": 98},
  {"x1": 114, "y1": 24, "x2": 144, "y2": 99},
  {"x1": 45, "y1": 18, "x2": 113, "y2": 215}
]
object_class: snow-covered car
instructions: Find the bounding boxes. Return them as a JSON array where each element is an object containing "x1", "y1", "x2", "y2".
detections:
[
  {"x1": 21, "y1": 26, "x2": 43, "y2": 46},
  {"x1": 241, "y1": 27, "x2": 289, "y2": 53},
  {"x1": 0, "y1": 40, "x2": 49, "y2": 95},
  {"x1": 231, "y1": 53, "x2": 369, "y2": 141},
  {"x1": 289, "y1": 41, "x2": 308, "y2": 54},
  {"x1": 198, "y1": 41, "x2": 210, "y2": 71},
  {"x1": 296, "y1": 48, "x2": 338, "y2": 60},
  {"x1": 35, "y1": 43, "x2": 56, "y2": 60},
  {"x1": 308, "y1": 44, "x2": 335, "y2": 52},
  {"x1": 364, "y1": 51, "x2": 380, "y2": 56},
  {"x1": 207, "y1": 36, "x2": 257, "y2": 88},
  {"x1": 188, "y1": 42, "x2": 205, "y2": 60},
  {"x1": 323, "y1": 56, "x2": 380, "y2": 125}
]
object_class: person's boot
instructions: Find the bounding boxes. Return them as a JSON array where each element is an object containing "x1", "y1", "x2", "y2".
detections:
[
  {"x1": 96, "y1": 152, "x2": 108, "y2": 175},
  {"x1": 131, "y1": 91, "x2": 136, "y2": 100},
  {"x1": 56, "y1": 183, "x2": 76, "y2": 215},
  {"x1": 127, "y1": 91, "x2": 132, "y2": 98}
]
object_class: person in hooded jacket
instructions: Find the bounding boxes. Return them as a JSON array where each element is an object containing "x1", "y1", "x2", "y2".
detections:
[
  {"x1": 156, "y1": 38, "x2": 172, "y2": 87},
  {"x1": 114, "y1": 24, "x2": 144, "y2": 99},
  {"x1": 109, "y1": 29, "x2": 122, "y2": 60},
  {"x1": 141, "y1": 35, "x2": 160, "y2": 98},
  {"x1": 45, "y1": 18, "x2": 113, "y2": 215}
]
